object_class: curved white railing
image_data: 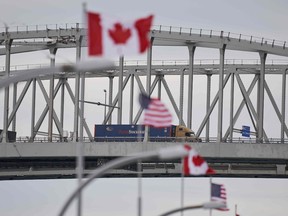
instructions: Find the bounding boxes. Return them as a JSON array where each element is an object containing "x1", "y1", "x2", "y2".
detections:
[
  {"x1": 1, "y1": 59, "x2": 288, "y2": 73},
  {"x1": 0, "y1": 23, "x2": 286, "y2": 48}
]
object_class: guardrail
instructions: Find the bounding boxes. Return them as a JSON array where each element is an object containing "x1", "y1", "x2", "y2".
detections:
[
  {"x1": 0, "y1": 23, "x2": 84, "y2": 33},
  {"x1": 13, "y1": 136, "x2": 288, "y2": 144},
  {"x1": 153, "y1": 25, "x2": 287, "y2": 48},
  {"x1": 0, "y1": 23, "x2": 286, "y2": 49},
  {"x1": 1, "y1": 59, "x2": 288, "y2": 73}
]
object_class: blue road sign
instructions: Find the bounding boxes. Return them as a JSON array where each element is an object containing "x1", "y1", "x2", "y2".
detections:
[{"x1": 242, "y1": 125, "x2": 250, "y2": 137}]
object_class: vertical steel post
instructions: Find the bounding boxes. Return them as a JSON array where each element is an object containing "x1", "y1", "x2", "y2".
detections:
[
  {"x1": 118, "y1": 56, "x2": 124, "y2": 124},
  {"x1": 180, "y1": 69, "x2": 184, "y2": 125},
  {"x1": 30, "y1": 79, "x2": 36, "y2": 142},
  {"x1": 229, "y1": 72, "x2": 235, "y2": 142},
  {"x1": 146, "y1": 38, "x2": 154, "y2": 94},
  {"x1": 129, "y1": 74, "x2": 134, "y2": 124},
  {"x1": 258, "y1": 52, "x2": 267, "y2": 142},
  {"x1": 206, "y1": 74, "x2": 212, "y2": 141},
  {"x1": 217, "y1": 45, "x2": 226, "y2": 143},
  {"x1": 108, "y1": 76, "x2": 114, "y2": 124},
  {"x1": 281, "y1": 70, "x2": 287, "y2": 142},
  {"x1": 187, "y1": 45, "x2": 196, "y2": 129},
  {"x1": 48, "y1": 47, "x2": 57, "y2": 142},
  {"x1": 74, "y1": 35, "x2": 82, "y2": 142},
  {"x1": 144, "y1": 38, "x2": 154, "y2": 141},
  {"x1": 79, "y1": 73, "x2": 85, "y2": 140},
  {"x1": 60, "y1": 78, "x2": 65, "y2": 141},
  {"x1": 2, "y1": 39, "x2": 13, "y2": 143},
  {"x1": 75, "y1": 17, "x2": 84, "y2": 216},
  {"x1": 158, "y1": 74, "x2": 162, "y2": 99},
  {"x1": 12, "y1": 83, "x2": 17, "y2": 131}
]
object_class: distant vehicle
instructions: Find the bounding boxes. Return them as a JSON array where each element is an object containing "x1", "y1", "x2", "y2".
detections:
[
  {"x1": 94, "y1": 124, "x2": 201, "y2": 142},
  {"x1": 0, "y1": 130, "x2": 17, "y2": 142}
]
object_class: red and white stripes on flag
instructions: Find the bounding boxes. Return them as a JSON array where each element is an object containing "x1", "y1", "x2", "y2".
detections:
[
  {"x1": 211, "y1": 183, "x2": 229, "y2": 211},
  {"x1": 183, "y1": 145, "x2": 215, "y2": 175},
  {"x1": 87, "y1": 11, "x2": 153, "y2": 57},
  {"x1": 139, "y1": 93, "x2": 172, "y2": 128}
]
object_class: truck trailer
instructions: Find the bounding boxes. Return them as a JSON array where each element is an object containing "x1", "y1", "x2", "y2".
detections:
[
  {"x1": 0, "y1": 130, "x2": 17, "y2": 142},
  {"x1": 94, "y1": 124, "x2": 201, "y2": 142}
]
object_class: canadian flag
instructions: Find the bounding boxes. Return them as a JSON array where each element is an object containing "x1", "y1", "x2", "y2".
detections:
[
  {"x1": 87, "y1": 12, "x2": 153, "y2": 57},
  {"x1": 183, "y1": 144, "x2": 215, "y2": 176}
]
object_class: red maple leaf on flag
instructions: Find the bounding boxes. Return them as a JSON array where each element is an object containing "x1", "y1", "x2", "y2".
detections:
[
  {"x1": 108, "y1": 23, "x2": 131, "y2": 44},
  {"x1": 192, "y1": 155, "x2": 205, "y2": 166}
]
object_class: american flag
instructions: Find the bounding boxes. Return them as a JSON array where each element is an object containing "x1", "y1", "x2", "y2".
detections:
[
  {"x1": 139, "y1": 93, "x2": 172, "y2": 128},
  {"x1": 211, "y1": 183, "x2": 229, "y2": 211}
]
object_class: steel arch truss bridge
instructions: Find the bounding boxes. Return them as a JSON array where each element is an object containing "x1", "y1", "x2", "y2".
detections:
[{"x1": 0, "y1": 24, "x2": 287, "y2": 179}]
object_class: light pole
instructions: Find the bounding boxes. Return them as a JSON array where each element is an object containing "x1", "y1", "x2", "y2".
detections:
[
  {"x1": 159, "y1": 201, "x2": 226, "y2": 216},
  {"x1": 58, "y1": 145, "x2": 188, "y2": 216},
  {"x1": 104, "y1": 89, "x2": 107, "y2": 123}
]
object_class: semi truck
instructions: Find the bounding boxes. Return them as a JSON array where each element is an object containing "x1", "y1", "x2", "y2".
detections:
[
  {"x1": 0, "y1": 130, "x2": 17, "y2": 142},
  {"x1": 94, "y1": 124, "x2": 201, "y2": 142}
]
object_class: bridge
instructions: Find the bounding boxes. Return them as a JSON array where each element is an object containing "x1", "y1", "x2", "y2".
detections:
[{"x1": 0, "y1": 24, "x2": 287, "y2": 180}]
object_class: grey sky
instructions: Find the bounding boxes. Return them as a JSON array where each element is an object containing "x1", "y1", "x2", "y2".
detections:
[
  {"x1": 0, "y1": 0, "x2": 288, "y2": 216},
  {"x1": 0, "y1": 177, "x2": 288, "y2": 216}
]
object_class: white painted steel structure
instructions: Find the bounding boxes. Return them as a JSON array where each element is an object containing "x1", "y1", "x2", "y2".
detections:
[{"x1": 0, "y1": 24, "x2": 288, "y2": 179}]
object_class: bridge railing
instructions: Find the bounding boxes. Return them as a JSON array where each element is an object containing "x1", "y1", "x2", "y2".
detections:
[
  {"x1": 152, "y1": 25, "x2": 286, "y2": 48},
  {"x1": 0, "y1": 23, "x2": 286, "y2": 49},
  {"x1": 0, "y1": 23, "x2": 85, "y2": 33},
  {"x1": 14, "y1": 136, "x2": 288, "y2": 144},
  {"x1": 1, "y1": 59, "x2": 288, "y2": 73}
]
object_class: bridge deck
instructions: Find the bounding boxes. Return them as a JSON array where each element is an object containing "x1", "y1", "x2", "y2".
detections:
[{"x1": 0, "y1": 142, "x2": 287, "y2": 180}]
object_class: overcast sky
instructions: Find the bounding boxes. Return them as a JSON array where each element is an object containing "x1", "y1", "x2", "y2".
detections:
[{"x1": 0, "y1": 0, "x2": 288, "y2": 216}]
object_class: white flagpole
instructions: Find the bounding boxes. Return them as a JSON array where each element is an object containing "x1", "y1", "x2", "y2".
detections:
[
  {"x1": 137, "y1": 124, "x2": 144, "y2": 216},
  {"x1": 76, "y1": 3, "x2": 86, "y2": 216},
  {"x1": 209, "y1": 177, "x2": 212, "y2": 216},
  {"x1": 180, "y1": 158, "x2": 184, "y2": 216}
]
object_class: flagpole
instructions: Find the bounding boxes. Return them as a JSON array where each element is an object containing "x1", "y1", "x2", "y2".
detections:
[
  {"x1": 137, "y1": 124, "x2": 143, "y2": 216},
  {"x1": 180, "y1": 157, "x2": 184, "y2": 216},
  {"x1": 235, "y1": 204, "x2": 237, "y2": 216},
  {"x1": 75, "y1": 3, "x2": 87, "y2": 216},
  {"x1": 209, "y1": 177, "x2": 212, "y2": 216}
]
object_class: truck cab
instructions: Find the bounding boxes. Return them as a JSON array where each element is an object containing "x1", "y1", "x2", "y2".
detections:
[{"x1": 174, "y1": 125, "x2": 202, "y2": 142}]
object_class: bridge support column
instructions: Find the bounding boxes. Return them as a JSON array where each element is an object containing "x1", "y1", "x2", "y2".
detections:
[
  {"x1": 187, "y1": 45, "x2": 196, "y2": 129},
  {"x1": 60, "y1": 78, "x2": 66, "y2": 141},
  {"x1": 12, "y1": 83, "x2": 17, "y2": 131},
  {"x1": 108, "y1": 76, "x2": 114, "y2": 124},
  {"x1": 229, "y1": 72, "x2": 235, "y2": 142},
  {"x1": 281, "y1": 70, "x2": 287, "y2": 142},
  {"x1": 206, "y1": 73, "x2": 212, "y2": 142},
  {"x1": 129, "y1": 74, "x2": 135, "y2": 124},
  {"x1": 179, "y1": 69, "x2": 184, "y2": 125},
  {"x1": 2, "y1": 38, "x2": 13, "y2": 143},
  {"x1": 217, "y1": 45, "x2": 226, "y2": 143},
  {"x1": 79, "y1": 72, "x2": 85, "y2": 140},
  {"x1": 30, "y1": 79, "x2": 36, "y2": 142},
  {"x1": 146, "y1": 38, "x2": 154, "y2": 94},
  {"x1": 144, "y1": 37, "x2": 154, "y2": 141},
  {"x1": 118, "y1": 56, "x2": 124, "y2": 124},
  {"x1": 258, "y1": 52, "x2": 267, "y2": 142},
  {"x1": 48, "y1": 47, "x2": 57, "y2": 142},
  {"x1": 73, "y1": 35, "x2": 83, "y2": 142},
  {"x1": 158, "y1": 74, "x2": 162, "y2": 99}
]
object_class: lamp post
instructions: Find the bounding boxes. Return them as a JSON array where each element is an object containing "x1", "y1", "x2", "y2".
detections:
[
  {"x1": 159, "y1": 201, "x2": 226, "y2": 216},
  {"x1": 104, "y1": 89, "x2": 107, "y2": 123},
  {"x1": 58, "y1": 145, "x2": 188, "y2": 216}
]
